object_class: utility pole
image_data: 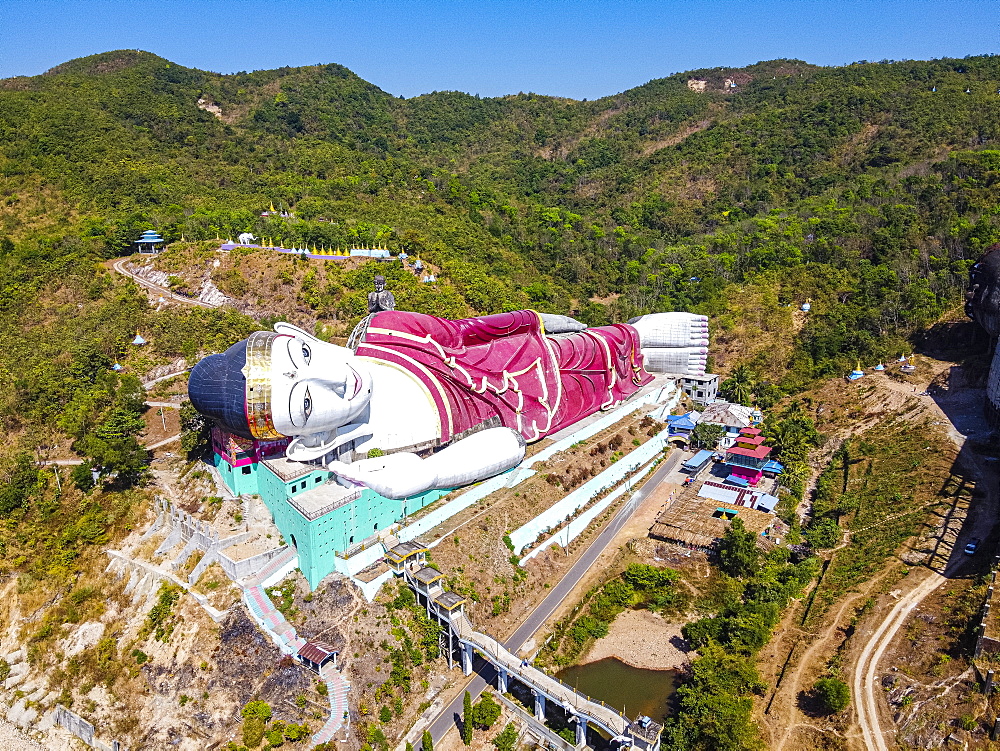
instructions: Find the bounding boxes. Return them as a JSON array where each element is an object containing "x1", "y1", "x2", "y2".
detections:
[{"x1": 159, "y1": 407, "x2": 166, "y2": 431}]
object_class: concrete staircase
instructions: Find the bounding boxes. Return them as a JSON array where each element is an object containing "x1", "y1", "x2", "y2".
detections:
[
  {"x1": 242, "y1": 583, "x2": 307, "y2": 654},
  {"x1": 238, "y1": 546, "x2": 350, "y2": 741},
  {"x1": 312, "y1": 664, "x2": 351, "y2": 744}
]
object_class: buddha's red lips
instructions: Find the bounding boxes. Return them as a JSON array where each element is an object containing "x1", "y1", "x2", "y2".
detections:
[{"x1": 348, "y1": 367, "x2": 362, "y2": 398}]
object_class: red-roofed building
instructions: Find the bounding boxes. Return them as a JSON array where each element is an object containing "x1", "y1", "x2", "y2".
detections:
[
  {"x1": 724, "y1": 443, "x2": 773, "y2": 486},
  {"x1": 297, "y1": 641, "x2": 339, "y2": 672}
]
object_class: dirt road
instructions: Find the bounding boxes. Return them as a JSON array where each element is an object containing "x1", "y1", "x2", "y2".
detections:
[
  {"x1": 854, "y1": 567, "x2": 949, "y2": 751},
  {"x1": 759, "y1": 361, "x2": 997, "y2": 751},
  {"x1": 852, "y1": 376, "x2": 995, "y2": 751}
]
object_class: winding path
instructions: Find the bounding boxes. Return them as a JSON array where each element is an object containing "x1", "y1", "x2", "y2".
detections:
[
  {"x1": 111, "y1": 258, "x2": 219, "y2": 308},
  {"x1": 854, "y1": 568, "x2": 949, "y2": 751},
  {"x1": 851, "y1": 378, "x2": 996, "y2": 750}
]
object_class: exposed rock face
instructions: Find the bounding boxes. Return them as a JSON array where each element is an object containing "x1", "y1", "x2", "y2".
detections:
[
  {"x1": 967, "y1": 243, "x2": 1000, "y2": 336},
  {"x1": 967, "y1": 243, "x2": 1000, "y2": 426}
]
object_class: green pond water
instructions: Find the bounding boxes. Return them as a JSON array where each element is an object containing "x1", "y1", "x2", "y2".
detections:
[{"x1": 555, "y1": 658, "x2": 678, "y2": 722}]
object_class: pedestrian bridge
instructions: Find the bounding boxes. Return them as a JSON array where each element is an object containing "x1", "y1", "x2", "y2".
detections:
[{"x1": 386, "y1": 543, "x2": 661, "y2": 751}]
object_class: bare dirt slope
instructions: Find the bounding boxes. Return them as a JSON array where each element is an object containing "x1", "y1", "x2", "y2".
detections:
[{"x1": 758, "y1": 353, "x2": 997, "y2": 751}]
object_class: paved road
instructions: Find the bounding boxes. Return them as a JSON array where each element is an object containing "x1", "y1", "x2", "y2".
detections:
[
  {"x1": 143, "y1": 370, "x2": 191, "y2": 389},
  {"x1": 145, "y1": 434, "x2": 181, "y2": 450},
  {"x1": 421, "y1": 449, "x2": 682, "y2": 747},
  {"x1": 38, "y1": 433, "x2": 181, "y2": 466}
]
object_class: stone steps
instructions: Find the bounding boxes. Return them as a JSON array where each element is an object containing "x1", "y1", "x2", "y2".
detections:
[{"x1": 240, "y1": 546, "x2": 349, "y2": 742}]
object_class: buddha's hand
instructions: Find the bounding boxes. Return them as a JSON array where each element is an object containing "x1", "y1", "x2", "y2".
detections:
[
  {"x1": 327, "y1": 428, "x2": 525, "y2": 500},
  {"x1": 327, "y1": 453, "x2": 437, "y2": 500}
]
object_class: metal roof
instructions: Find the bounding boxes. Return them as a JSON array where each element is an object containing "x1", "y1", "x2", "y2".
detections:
[
  {"x1": 683, "y1": 450, "x2": 715, "y2": 469},
  {"x1": 413, "y1": 566, "x2": 445, "y2": 585},
  {"x1": 433, "y1": 591, "x2": 466, "y2": 610},
  {"x1": 727, "y1": 445, "x2": 773, "y2": 460},
  {"x1": 297, "y1": 641, "x2": 338, "y2": 664},
  {"x1": 385, "y1": 541, "x2": 428, "y2": 563}
]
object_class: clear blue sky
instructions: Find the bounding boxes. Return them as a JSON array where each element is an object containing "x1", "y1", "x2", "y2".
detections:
[{"x1": 1, "y1": 0, "x2": 997, "y2": 99}]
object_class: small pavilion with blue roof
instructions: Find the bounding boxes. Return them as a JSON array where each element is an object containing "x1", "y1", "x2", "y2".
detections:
[{"x1": 136, "y1": 230, "x2": 165, "y2": 254}]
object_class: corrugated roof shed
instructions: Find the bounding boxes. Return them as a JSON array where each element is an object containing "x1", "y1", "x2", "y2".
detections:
[
  {"x1": 413, "y1": 566, "x2": 444, "y2": 585},
  {"x1": 700, "y1": 402, "x2": 754, "y2": 428},
  {"x1": 698, "y1": 481, "x2": 779, "y2": 512},
  {"x1": 683, "y1": 450, "x2": 715, "y2": 469},
  {"x1": 298, "y1": 641, "x2": 337, "y2": 664}
]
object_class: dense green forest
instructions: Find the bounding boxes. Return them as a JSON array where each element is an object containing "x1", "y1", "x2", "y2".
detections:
[
  {"x1": 1, "y1": 49, "x2": 998, "y2": 750},
  {"x1": 1, "y1": 47, "x2": 998, "y2": 490},
  {"x1": 4, "y1": 52, "x2": 1000, "y2": 379}
]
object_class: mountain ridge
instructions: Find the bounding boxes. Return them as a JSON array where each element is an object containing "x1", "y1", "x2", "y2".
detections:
[{"x1": 1, "y1": 50, "x2": 999, "y2": 386}]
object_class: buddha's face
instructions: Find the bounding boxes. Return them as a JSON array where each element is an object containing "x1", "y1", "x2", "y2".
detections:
[{"x1": 267, "y1": 325, "x2": 373, "y2": 436}]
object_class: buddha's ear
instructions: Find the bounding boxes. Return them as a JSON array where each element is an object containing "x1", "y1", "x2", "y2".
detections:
[{"x1": 274, "y1": 322, "x2": 320, "y2": 342}]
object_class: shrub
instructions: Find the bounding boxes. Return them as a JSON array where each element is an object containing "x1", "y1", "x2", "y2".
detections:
[
  {"x1": 265, "y1": 728, "x2": 284, "y2": 746},
  {"x1": 493, "y1": 723, "x2": 517, "y2": 751},
  {"x1": 814, "y1": 677, "x2": 851, "y2": 713},
  {"x1": 242, "y1": 700, "x2": 272, "y2": 721},
  {"x1": 804, "y1": 517, "x2": 841, "y2": 549},
  {"x1": 473, "y1": 694, "x2": 501, "y2": 730},
  {"x1": 283, "y1": 723, "x2": 310, "y2": 742},
  {"x1": 242, "y1": 716, "x2": 265, "y2": 747}
]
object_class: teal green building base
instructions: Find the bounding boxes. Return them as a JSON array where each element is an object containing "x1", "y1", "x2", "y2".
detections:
[{"x1": 214, "y1": 454, "x2": 449, "y2": 588}]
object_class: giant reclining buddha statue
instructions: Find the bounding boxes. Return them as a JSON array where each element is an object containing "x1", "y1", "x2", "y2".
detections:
[{"x1": 188, "y1": 304, "x2": 710, "y2": 500}]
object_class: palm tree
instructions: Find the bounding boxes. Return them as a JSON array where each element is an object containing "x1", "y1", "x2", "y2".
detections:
[{"x1": 725, "y1": 364, "x2": 756, "y2": 405}]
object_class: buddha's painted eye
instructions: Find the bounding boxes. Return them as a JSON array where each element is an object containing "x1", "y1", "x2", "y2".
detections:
[
  {"x1": 302, "y1": 343, "x2": 312, "y2": 364},
  {"x1": 303, "y1": 387, "x2": 313, "y2": 421}
]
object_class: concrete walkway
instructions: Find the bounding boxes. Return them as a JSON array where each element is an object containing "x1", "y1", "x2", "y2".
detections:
[
  {"x1": 37, "y1": 432, "x2": 180, "y2": 466},
  {"x1": 451, "y1": 611, "x2": 628, "y2": 736},
  {"x1": 238, "y1": 548, "x2": 352, "y2": 743}
]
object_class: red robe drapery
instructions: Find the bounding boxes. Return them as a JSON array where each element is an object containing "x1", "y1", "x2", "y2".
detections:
[{"x1": 354, "y1": 310, "x2": 652, "y2": 444}]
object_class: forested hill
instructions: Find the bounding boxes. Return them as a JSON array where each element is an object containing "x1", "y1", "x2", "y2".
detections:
[{"x1": 3, "y1": 50, "x2": 1000, "y2": 390}]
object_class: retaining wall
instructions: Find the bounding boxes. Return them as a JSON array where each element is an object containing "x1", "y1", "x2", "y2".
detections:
[
  {"x1": 219, "y1": 544, "x2": 291, "y2": 583},
  {"x1": 520, "y1": 455, "x2": 661, "y2": 562},
  {"x1": 54, "y1": 704, "x2": 124, "y2": 751},
  {"x1": 509, "y1": 428, "x2": 672, "y2": 554}
]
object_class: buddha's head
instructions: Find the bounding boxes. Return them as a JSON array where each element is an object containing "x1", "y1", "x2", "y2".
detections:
[
  {"x1": 967, "y1": 243, "x2": 1000, "y2": 336},
  {"x1": 188, "y1": 323, "x2": 373, "y2": 440}
]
